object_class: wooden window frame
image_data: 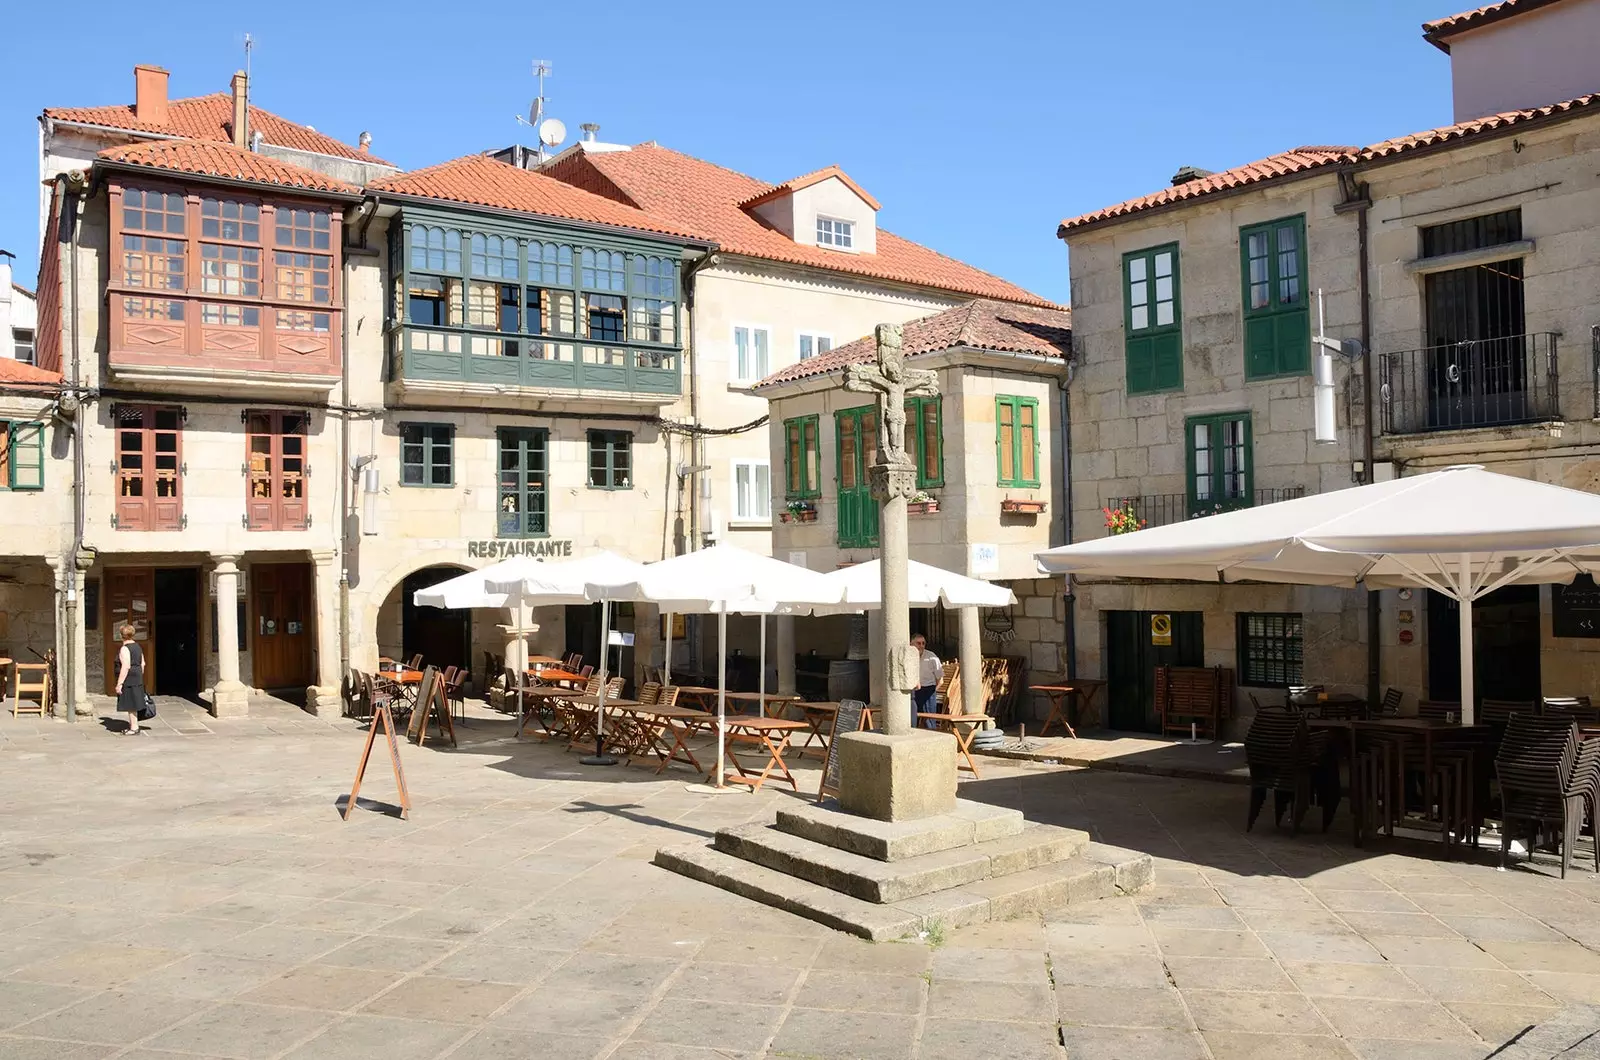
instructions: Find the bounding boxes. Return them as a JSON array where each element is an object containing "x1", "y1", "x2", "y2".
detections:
[
  {"x1": 587, "y1": 429, "x2": 633, "y2": 490},
  {"x1": 1240, "y1": 215, "x2": 1310, "y2": 379},
  {"x1": 1123, "y1": 243, "x2": 1183, "y2": 394},
  {"x1": 497, "y1": 427, "x2": 549, "y2": 538},
  {"x1": 1237, "y1": 612, "x2": 1304, "y2": 688},
  {"x1": 399, "y1": 422, "x2": 455, "y2": 488},
  {"x1": 0, "y1": 420, "x2": 44, "y2": 492},
  {"x1": 112, "y1": 405, "x2": 182, "y2": 529},
  {"x1": 784, "y1": 415, "x2": 821, "y2": 500},
  {"x1": 1186, "y1": 411, "x2": 1253, "y2": 517},
  {"x1": 245, "y1": 410, "x2": 310, "y2": 531},
  {"x1": 995, "y1": 395, "x2": 1040, "y2": 489},
  {"x1": 907, "y1": 396, "x2": 944, "y2": 490}
]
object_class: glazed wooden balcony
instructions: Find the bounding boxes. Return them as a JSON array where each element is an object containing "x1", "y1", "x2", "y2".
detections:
[{"x1": 392, "y1": 326, "x2": 681, "y2": 405}]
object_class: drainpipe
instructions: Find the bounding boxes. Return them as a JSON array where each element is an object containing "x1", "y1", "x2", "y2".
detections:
[
  {"x1": 1059, "y1": 364, "x2": 1076, "y2": 680},
  {"x1": 1348, "y1": 175, "x2": 1380, "y2": 708},
  {"x1": 337, "y1": 197, "x2": 377, "y2": 700},
  {"x1": 61, "y1": 172, "x2": 88, "y2": 722}
]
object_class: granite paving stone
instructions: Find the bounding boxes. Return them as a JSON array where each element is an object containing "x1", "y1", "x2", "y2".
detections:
[
  {"x1": 629, "y1": 999, "x2": 782, "y2": 1052},
  {"x1": 767, "y1": 1008, "x2": 917, "y2": 1059},
  {"x1": 1054, "y1": 984, "x2": 1193, "y2": 1028},
  {"x1": 1057, "y1": 1025, "x2": 1209, "y2": 1059},
  {"x1": 917, "y1": 1018, "x2": 1065, "y2": 1060},
  {"x1": 239, "y1": 964, "x2": 402, "y2": 1011}
]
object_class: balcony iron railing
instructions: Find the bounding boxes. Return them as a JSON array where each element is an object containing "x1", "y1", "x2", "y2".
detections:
[
  {"x1": 1378, "y1": 332, "x2": 1559, "y2": 435},
  {"x1": 1103, "y1": 487, "x2": 1307, "y2": 530}
]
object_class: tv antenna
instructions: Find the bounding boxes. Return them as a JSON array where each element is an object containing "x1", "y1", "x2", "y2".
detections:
[{"x1": 514, "y1": 59, "x2": 566, "y2": 162}]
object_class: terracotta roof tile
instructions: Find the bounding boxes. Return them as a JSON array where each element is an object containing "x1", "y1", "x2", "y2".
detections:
[
  {"x1": 754, "y1": 299, "x2": 1071, "y2": 388},
  {"x1": 543, "y1": 145, "x2": 1055, "y2": 308},
  {"x1": 1423, "y1": 0, "x2": 1561, "y2": 50},
  {"x1": 0, "y1": 359, "x2": 62, "y2": 385},
  {"x1": 98, "y1": 140, "x2": 360, "y2": 195},
  {"x1": 45, "y1": 93, "x2": 390, "y2": 166},
  {"x1": 1058, "y1": 146, "x2": 1358, "y2": 233},
  {"x1": 368, "y1": 155, "x2": 705, "y2": 242},
  {"x1": 1361, "y1": 93, "x2": 1600, "y2": 156},
  {"x1": 738, "y1": 164, "x2": 882, "y2": 211}
]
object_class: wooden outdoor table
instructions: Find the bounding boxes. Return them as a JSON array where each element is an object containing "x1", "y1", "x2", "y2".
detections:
[
  {"x1": 1030, "y1": 685, "x2": 1082, "y2": 738},
  {"x1": 526, "y1": 668, "x2": 584, "y2": 687},
  {"x1": 1309, "y1": 717, "x2": 1491, "y2": 844},
  {"x1": 617, "y1": 705, "x2": 713, "y2": 774},
  {"x1": 380, "y1": 668, "x2": 424, "y2": 705},
  {"x1": 720, "y1": 716, "x2": 807, "y2": 792},
  {"x1": 527, "y1": 655, "x2": 565, "y2": 667},
  {"x1": 564, "y1": 697, "x2": 642, "y2": 753},
  {"x1": 1292, "y1": 692, "x2": 1369, "y2": 719},
  {"x1": 671, "y1": 686, "x2": 721, "y2": 712},
  {"x1": 723, "y1": 691, "x2": 802, "y2": 717},
  {"x1": 517, "y1": 687, "x2": 585, "y2": 739},
  {"x1": 917, "y1": 712, "x2": 995, "y2": 777}
]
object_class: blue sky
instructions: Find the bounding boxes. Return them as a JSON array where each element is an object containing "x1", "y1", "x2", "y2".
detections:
[{"x1": 0, "y1": 0, "x2": 1457, "y2": 303}]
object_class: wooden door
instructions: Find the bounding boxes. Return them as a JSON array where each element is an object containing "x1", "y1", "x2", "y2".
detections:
[
  {"x1": 104, "y1": 568, "x2": 155, "y2": 694},
  {"x1": 245, "y1": 412, "x2": 309, "y2": 530},
  {"x1": 251, "y1": 563, "x2": 312, "y2": 689}
]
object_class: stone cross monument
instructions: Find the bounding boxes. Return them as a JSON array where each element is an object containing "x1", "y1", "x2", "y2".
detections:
[{"x1": 835, "y1": 324, "x2": 959, "y2": 821}]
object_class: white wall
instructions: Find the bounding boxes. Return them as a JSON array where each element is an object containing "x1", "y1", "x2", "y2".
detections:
[{"x1": 1447, "y1": 0, "x2": 1600, "y2": 120}]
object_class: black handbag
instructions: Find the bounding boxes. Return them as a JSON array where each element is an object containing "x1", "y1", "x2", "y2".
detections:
[{"x1": 137, "y1": 692, "x2": 157, "y2": 721}]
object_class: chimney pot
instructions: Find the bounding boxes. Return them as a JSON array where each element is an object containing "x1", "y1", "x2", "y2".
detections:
[
  {"x1": 133, "y1": 64, "x2": 170, "y2": 125},
  {"x1": 580, "y1": 122, "x2": 600, "y2": 143},
  {"x1": 358, "y1": 131, "x2": 372, "y2": 153},
  {"x1": 1170, "y1": 165, "x2": 1215, "y2": 186},
  {"x1": 230, "y1": 70, "x2": 249, "y2": 149}
]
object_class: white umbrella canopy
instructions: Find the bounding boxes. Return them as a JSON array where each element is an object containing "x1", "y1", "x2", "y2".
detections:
[
  {"x1": 816, "y1": 559, "x2": 1017, "y2": 611},
  {"x1": 410, "y1": 555, "x2": 550, "y2": 610},
  {"x1": 1036, "y1": 465, "x2": 1600, "y2": 723},
  {"x1": 481, "y1": 549, "x2": 648, "y2": 602}
]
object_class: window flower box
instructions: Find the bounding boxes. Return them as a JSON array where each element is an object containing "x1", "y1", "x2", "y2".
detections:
[
  {"x1": 1001, "y1": 498, "x2": 1047, "y2": 515},
  {"x1": 781, "y1": 501, "x2": 818, "y2": 524},
  {"x1": 907, "y1": 491, "x2": 940, "y2": 516}
]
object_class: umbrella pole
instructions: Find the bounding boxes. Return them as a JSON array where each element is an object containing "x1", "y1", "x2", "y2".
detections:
[
  {"x1": 759, "y1": 614, "x2": 767, "y2": 718},
  {"x1": 715, "y1": 611, "x2": 727, "y2": 789},
  {"x1": 1459, "y1": 553, "x2": 1475, "y2": 726},
  {"x1": 665, "y1": 610, "x2": 673, "y2": 685},
  {"x1": 581, "y1": 598, "x2": 618, "y2": 766}
]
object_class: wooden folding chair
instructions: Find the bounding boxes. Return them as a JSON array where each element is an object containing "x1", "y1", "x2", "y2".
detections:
[
  {"x1": 935, "y1": 660, "x2": 960, "y2": 711},
  {"x1": 11, "y1": 663, "x2": 49, "y2": 718}
]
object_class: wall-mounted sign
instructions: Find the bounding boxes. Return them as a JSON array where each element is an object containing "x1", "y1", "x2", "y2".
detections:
[
  {"x1": 1398, "y1": 609, "x2": 1414, "y2": 625},
  {"x1": 1553, "y1": 574, "x2": 1600, "y2": 638},
  {"x1": 1398, "y1": 588, "x2": 1413, "y2": 601},
  {"x1": 467, "y1": 539, "x2": 575, "y2": 561},
  {"x1": 971, "y1": 543, "x2": 999, "y2": 575},
  {"x1": 1399, "y1": 629, "x2": 1414, "y2": 645},
  {"x1": 788, "y1": 551, "x2": 808, "y2": 569},
  {"x1": 1151, "y1": 613, "x2": 1172, "y2": 646}
]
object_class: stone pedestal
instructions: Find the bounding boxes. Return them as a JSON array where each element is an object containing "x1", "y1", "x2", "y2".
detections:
[
  {"x1": 837, "y1": 730, "x2": 957, "y2": 822},
  {"x1": 211, "y1": 556, "x2": 249, "y2": 718}
]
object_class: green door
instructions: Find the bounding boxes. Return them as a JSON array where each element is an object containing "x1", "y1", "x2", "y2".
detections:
[
  {"x1": 1104, "y1": 610, "x2": 1205, "y2": 733},
  {"x1": 836, "y1": 406, "x2": 879, "y2": 548}
]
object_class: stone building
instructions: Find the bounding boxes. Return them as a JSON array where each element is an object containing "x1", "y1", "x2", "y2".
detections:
[
  {"x1": 752, "y1": 299, "x2": 1071, "y2": 718},
  {"x1": 1058, "y1": 0, "x2": 1600, "y2": 734},
  {"x1": 17, "y1": 63, "x2": 1056, "y2": 717}
]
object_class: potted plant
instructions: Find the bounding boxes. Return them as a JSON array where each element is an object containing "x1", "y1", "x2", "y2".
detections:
[
  {"x1": 1001, "y1": 498, "x2": 1047, "y2": 515},
  {"x1": 907, "y1": 490, "x2": 940, "y2": 515},
  {"x1": 1103, "y1": 503, "x2": 1145, "y2": 535},
  {"x1": 780, "y1": 499, "x2": 818, "y2": 524}
]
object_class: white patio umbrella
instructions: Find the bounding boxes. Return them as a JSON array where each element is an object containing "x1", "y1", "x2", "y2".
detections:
[
  {"x1": 483, "y1": 551, "x2": 649, "y2": 765},
  {"x1": 411, "y1": 555, "x2": 561, "y2": 673},
  {"x1": 596, "y1": 544, "x2": 849, "y2": 786},
  {"x1": 1035, "y1": 465, "x2": 1600, "y2": 724},
  {"x1": 817, "y1": 559, "x2": 1018, "y2": 610}
]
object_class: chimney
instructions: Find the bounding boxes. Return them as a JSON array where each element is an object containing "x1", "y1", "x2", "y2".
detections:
[
  {"x1": 580, "y1": 122, "x2": 600, "y2": 143},
  {"x1": 358, "y1": 131, "x2": 372, "y2": 154},
  {"x1": 230, "y1": 70, "x2": 249, "y2": 149},
  {"x1": 133, "y1": 64, "x2": 170, "y2": 125},
  {"x1": 1170, "y1": 165, "x2": 1215, "y2": 186}
]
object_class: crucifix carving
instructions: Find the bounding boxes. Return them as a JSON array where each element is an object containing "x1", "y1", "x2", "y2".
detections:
[{"x1": 843, "y1": 324, "x2": 937, "y2": 499}]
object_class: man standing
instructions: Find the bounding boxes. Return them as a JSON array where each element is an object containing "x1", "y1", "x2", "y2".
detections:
[{"x1": 911, "y1": 634, "x2": 941, "y2": 729}]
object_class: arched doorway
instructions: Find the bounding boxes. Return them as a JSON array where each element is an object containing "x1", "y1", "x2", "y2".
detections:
[{"x1": 401, "y1": 566, "x2": 470, "y2": 673}]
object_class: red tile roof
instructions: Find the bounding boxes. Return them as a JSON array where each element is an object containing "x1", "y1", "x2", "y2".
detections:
[
  {"x1": 0, "y1": 359, "x2": 62, "y2": 385},
  {"x1": 738, "y1": 165, "x2": 881, "y2": 211},
  {"x1": 45, "y1": 93, "x2": 390, "y2": 166},
  {"x1": 543, "y1": 144, "x2": 1056, "y2": 308},
  {"x1": 98, "y1": 140, "x2": 360, "y2": 195},
  {"x1": 754, "y1": 299, "x2": 1071, "y2": 388},
  {"x1": 1060, "y1": 91, "x2": 1600, "y2": 235},
  {"x1": 1422, "y1": 0, "x2": 1563, "y2": 50},
  {"x1": 1058, "y1": 147, "x2": 1358, "y2": 233},
  {"x1": 368, "y1": 155, "x2": 706, "y2": 242}
]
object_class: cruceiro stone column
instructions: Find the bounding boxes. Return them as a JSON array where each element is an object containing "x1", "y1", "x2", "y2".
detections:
[
  {"x1": 835, "y1": 324, "x2": 958, "y2": 821},
  {"x1": 305, "y1": 550, "x2": 342, "y2": 717},
  {"x1": 959, "y1": 605, "x2": 985, "y2": 718},
  {"x1": 211, "y1": 556, "x2": 249, "y2": 717}
]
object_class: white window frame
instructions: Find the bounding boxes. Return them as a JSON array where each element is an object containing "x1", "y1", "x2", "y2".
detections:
[
  {"x1": 731, "y1": 459, "x2": 772, "y2": 524},
  {"x1": 797, "y1": 332, "x2": 833, "y2": 361},
  {"x1": 732, "y1": 323, "x2": 772, "y2": 383},
  {"x1": 816, "y1": 216, "x2": 854, "y2": 249},
  {"x1": 11, "y1": 329, "x2": 35, "y2": 366}
]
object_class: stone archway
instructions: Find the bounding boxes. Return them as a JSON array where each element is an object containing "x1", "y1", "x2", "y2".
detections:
[{"x1": 357, "y1": 550, "x2": 487, "y2": 671}]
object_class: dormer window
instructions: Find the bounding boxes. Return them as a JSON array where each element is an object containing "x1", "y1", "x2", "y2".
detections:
[{"x1": 816, "y1": 217, "x2": 854, "y2": 249}]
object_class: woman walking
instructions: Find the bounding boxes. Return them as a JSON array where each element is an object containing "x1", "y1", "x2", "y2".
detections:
[{"x1": 114, "y1": 624, "x2": 146, "y2": 735}]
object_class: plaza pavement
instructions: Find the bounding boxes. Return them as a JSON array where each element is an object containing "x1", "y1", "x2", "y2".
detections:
[{"x1": 2, "y1": 697, "x2": 1600, "y2": 1059}]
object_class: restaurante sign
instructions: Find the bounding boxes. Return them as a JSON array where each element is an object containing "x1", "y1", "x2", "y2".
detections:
[{"x1": 466, "y1": 539, "x2": 575, "y2": 560}]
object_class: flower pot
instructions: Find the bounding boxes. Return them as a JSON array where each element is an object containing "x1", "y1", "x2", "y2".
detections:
[
  {"x1": 1001, "y1": 499, "x2": 1047, "y2": 515},
  {"x1": 907, "y1": 500, "x2": 940, "y2": 515}
]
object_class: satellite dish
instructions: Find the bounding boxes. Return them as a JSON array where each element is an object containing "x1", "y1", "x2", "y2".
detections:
[{"x1": 538, "y1": 118, "x2": 567, "y2": 148}]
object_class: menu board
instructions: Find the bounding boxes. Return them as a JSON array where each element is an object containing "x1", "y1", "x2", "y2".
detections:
[
  {"x1": 817, "y1": 699, "x2": 869, "y2": 802},
  {"x1": 1553, "y1": 575, "x2": 1600, "y2": 638}
]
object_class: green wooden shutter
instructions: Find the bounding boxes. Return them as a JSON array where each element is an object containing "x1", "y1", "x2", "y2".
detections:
[
  {"x1": 1240, "y1": 216, "x2": 1309, "y2": 378},
  {"x1": 1124, "y1": 245, "x2": 1183, "y2": 394},
  {"x1": 9, "y1": 423, "x2": 43, "y2": 491}
]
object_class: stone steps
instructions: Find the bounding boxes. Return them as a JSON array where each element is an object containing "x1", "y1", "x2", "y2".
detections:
[
  {"x1": 654, "y1": 839, "x2": 1151, "y2": 941},
  {"x1": 773, "y1": 799, "x2": 1025, "y2": 860},
  {"x1": 714, "y1": 821, "x2": 1087, "y2": 904}
]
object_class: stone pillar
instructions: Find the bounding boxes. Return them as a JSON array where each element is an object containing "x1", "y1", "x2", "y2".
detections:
[
  {"x1": 69, "y1": 558, "x2": 91, "y2": 715},
  {"x1": 959, "y1": 605, "x2": 985, "y2": 719},
  {"x1": 775, "y1": 615, "x2": 796, "y2": 696},
  {"x1": 878, "y1": 482, "x2": 913, "y2": 735},
  {"x1": 211, "y1": 556, "x2": 249, "y2": 717},
  {"x1": 305, "y1": 551, "x2": 342, "y2": 717},
  {"x1": 867, "y1": 610, "x2": 886, "y2": 711}
]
